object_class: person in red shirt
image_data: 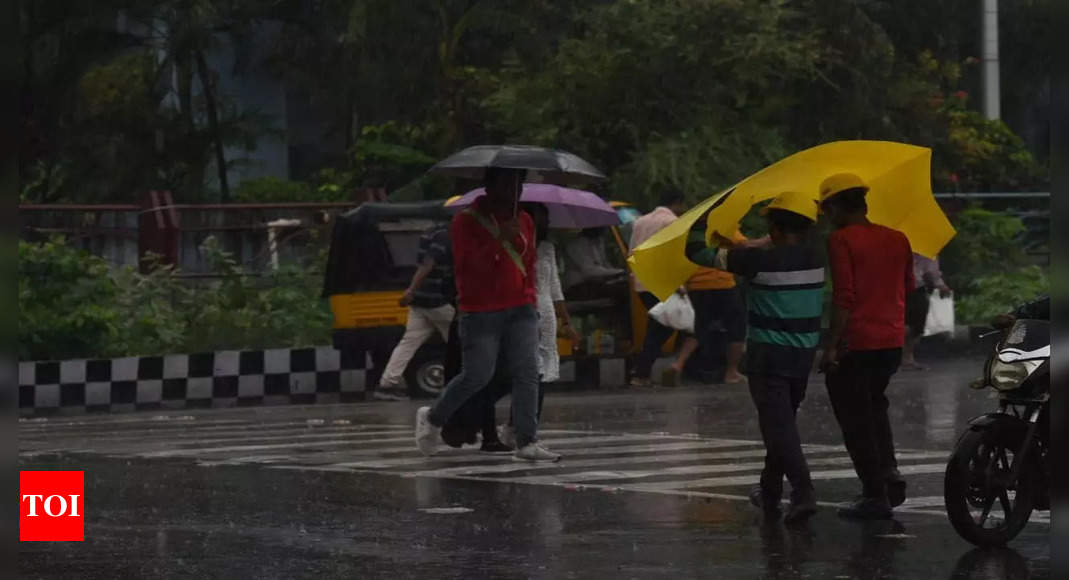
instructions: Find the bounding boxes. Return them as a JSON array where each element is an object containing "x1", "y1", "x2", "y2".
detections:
[
  {"x1": 819, "y1": 173, "x2": 914, "y2": 520},
  {"x1": 415, "y1": 167, "x2": 560, "y2": 462}
]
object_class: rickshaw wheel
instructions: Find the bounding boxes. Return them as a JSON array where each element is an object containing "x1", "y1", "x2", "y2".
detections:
[{"x1": 406, "y1": 351, "x2": 446, "y2": 398}]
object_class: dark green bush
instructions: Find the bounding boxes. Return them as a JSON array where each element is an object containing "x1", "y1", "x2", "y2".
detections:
[
  {"x1": 18, "y1": 239, "x2": 120, "y2": 360},
  {"x1": 18, "y1": 236, "x2": 332, "y2": 361},
  {"x1": 956, "y1": 266, "x2": 1048, "y2": 326}
]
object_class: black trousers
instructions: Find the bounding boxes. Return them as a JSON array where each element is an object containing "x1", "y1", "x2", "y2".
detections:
[
  {"x1": 824, "y1": 349, "x2": 903, "y2": 499},
  {"x1": 749, "y1": 373, "x2": 813, "y2": 499},
  {"x1": 633, "y1": 292, "x2": 678, "y2": 379}
]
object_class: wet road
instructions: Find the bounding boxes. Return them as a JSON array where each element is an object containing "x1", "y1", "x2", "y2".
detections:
[{"x1": 19, "y1": 356, "x2": 1050, "y2": 578}]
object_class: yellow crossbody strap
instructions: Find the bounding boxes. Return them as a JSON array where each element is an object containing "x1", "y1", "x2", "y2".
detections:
[{"x1": 463, "y1": 208, "x2": 527, "y2": 277}]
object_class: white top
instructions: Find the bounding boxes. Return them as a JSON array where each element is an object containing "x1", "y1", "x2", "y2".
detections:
[{"x1": 536, "y1": 241, "x2": 565, "y2": 382}]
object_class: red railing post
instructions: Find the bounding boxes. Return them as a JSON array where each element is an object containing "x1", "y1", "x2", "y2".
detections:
[{"x1": 138, "y1": 191, "x2": 180, "y2": 272}]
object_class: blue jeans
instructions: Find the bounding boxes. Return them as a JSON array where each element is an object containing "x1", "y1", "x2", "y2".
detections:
[{"x1": 428, "y1": 305, "x2": 540, "y2": 447}]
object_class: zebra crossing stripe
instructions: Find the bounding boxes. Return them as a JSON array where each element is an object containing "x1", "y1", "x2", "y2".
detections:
[
  {"x1": 894, "y1": 496, "x2": 1050, "y2": 523},
  {"x1": 26, "y1": 429, "x2": 412, "y2": 453},
  {"x1": 18, "y1": 421, "x2": 410, "y2": 442},
  {"x1": 336, "y1": 438, "x2": 762, "y2": 469},
  {"x1": 131, "y1": 435, "x2": 416, "y2": 457},
  {"x1": 469, "y1": 451, "x2": 949, "y2": 485},
  {"x1": 63, "y1": 432, "x2": 414, "y2": 456},
  {"x1": 624, "y1": 463, "x2": 950, "y2": 492},
  {"x1": 129, "y1": 433, "x2": 661, "y2": 459},
  {"x1": 17, "y1": 417, "x2": 250, "y2": 431},
  {"x1": 400, "y1": 447, "x2": 788, "y2": 478},
  {"x1": 898, "y1": 495, "x2": 948, "y2": 509}
]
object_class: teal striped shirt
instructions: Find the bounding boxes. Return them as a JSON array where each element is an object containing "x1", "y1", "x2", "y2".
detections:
[{"x1": 694, "y1": 240, "x2": 825, "y2": 377}]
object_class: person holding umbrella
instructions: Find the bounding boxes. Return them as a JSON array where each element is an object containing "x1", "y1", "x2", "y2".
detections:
[
  {"x1": 627, "y1": 140, "x2": 958, "y2": 521},
  {"x1": 418, "y1": 144, "x2": 606, "y2": 460},
  {"x1": 445, "y1": 179, "x2": 616, "y2": 448},
  {"x1": 415, "y1": 167, "x2": 559, "y2": 462},
  {"x1": 685, "y1": 191, "x2": 824, "y2": 523},
  {"x1": 819, "y1": 173, "x2": 914, "y2": 520}
]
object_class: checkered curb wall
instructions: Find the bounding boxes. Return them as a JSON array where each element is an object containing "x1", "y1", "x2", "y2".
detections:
[{"x1": 18, "y1": 347, "x2": 369, "y2": 416}]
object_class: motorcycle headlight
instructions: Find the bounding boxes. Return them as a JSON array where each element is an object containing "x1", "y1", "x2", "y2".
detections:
[{"x1": 989, "y1": 360, "x2": 1040, "y2": 391}]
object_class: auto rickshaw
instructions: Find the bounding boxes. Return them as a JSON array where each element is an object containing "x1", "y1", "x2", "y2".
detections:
[
  {"x1": 322, "y1": 201, "x2": 452, "y2": 397},
  {"x1": 322, "y1": 200, "x2": 655, "y2": 398}
]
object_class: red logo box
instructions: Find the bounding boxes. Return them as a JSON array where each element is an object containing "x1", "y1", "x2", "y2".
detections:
[{"x1": 20, "y1": 471, "x2": 84, "y2": 541}]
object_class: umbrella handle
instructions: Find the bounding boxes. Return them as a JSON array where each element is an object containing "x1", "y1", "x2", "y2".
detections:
[{"x1": 513, "y1": 172, "x2": 520, "y2": 217}]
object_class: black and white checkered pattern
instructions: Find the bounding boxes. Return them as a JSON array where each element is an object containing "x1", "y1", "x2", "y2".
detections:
[
  {"x1": 18, "y1": 345, "x2": 646, "y2": 416},
  {"x1": 18, "y1": 347, "x2": 368, "y2": 416}
]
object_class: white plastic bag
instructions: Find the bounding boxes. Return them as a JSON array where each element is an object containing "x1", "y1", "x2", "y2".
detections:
[
  {"x1": 924, "y1": 293, "x2": 955, "y2": 337},
  {"x1": 648, "y1": 293, "x2": 695, "y2": 333}
]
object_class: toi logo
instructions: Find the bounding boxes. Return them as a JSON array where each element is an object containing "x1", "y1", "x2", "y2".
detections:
[{"x1": 20, "y1": 471, "x2": 84, "y2": 541}]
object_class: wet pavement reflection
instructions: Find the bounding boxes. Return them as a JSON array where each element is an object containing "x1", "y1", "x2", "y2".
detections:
[{"x1": 18, "y1": 356, "x2": 1049, "y2": 578}]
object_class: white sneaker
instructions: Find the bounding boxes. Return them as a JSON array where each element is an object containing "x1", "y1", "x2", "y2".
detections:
[
  {"x1": 498, "y1": 425, "x2": 516, "y2": 448},
  {"x1": 514, "y1": 443, "x2": 561, "y2": 463},
  {"x1": 415, "y1": 406, "x2": 440, "y2": 456}
]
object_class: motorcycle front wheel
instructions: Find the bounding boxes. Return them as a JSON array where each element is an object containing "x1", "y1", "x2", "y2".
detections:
[{"x1": 944, "y1": 429, "x2": 1035, "y2": 547}]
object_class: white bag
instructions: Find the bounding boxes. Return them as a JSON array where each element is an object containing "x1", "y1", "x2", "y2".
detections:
[
  {"x1": 923, "y1": 293, "x2": 955, "y2": 337},
  {"x1": 648, "y1": 293, "x2": 695, "y2": 333}
]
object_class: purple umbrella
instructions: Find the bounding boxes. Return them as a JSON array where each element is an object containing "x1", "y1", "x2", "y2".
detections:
[{"x1": 446, "y1": 183, "x2": 620, "y2": 229}]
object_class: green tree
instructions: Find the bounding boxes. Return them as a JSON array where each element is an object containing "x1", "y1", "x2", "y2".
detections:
[
  {"x1": 19, "y1": 0, "x2": 280, "y2": 203},
  {"x1": 18, "y1": 0, "x2": 142, "y2": 202},
  {"x1": 483, "y1": 0, "x2": 821, "y2": 205},
  {"x1": 18, "y1": 0, "x2": 1050, "y2": 204},
  {"x1": 939, "y1": 206, "x2": 1029, "y2": 293}
]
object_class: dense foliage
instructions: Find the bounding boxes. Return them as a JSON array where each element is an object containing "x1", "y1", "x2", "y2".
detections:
[
  {"x1": 16, "y1": 0, "x2": 1051, "y2": 358},
  {"x1": 19, "y1": 0, "x2": 1051, "y2": 206},
  {"x1": 18, "y1": 237, "x2": 331, "y2": 361},
  {"x1": 938, "y1": 207, "x2": 1047, "y2": 324},
  {"x1": 956, "y1": 266, "x2": 1048, "y2": 326}
]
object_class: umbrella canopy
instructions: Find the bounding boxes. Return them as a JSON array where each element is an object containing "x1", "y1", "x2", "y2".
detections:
[
  {"x1": 446, "y1": 183, "x2": 620, "y2": 229},
  {"x1": 629, "y1": 141, "x2": 956, "y2": 301},
  {"x1": 430, "y1": 145, "x2": 606, "y2": 186}
]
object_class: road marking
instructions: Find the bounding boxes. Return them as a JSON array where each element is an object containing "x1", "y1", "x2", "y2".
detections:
[
  {"x1": 22, "y1": 429, "x2": 415, "y2": 454},
  {"x1": 487, "y1": 452, "x2": 949, "y2": 485},
  {"x1": 128, "y1": 433, "x2": 660, "y2": 459},
  {"x1": 899, "y1": 495, "x2": 1050, "y2": 523},
  {"x1": 19, "y1": 421, "x2": 410, "y2": 439},
  {"x1": 399, "y1": 447, "x2": 795, "y2": 477},
  {"x1": 623, "y1": 463, "x2": 950, "y2": 492},
  {"x1": 339, "y1": 438, "x2": 763, "y2": 469},
  {"x1": 18, "y1": 417, "x2": 1050, "y2": 528}
]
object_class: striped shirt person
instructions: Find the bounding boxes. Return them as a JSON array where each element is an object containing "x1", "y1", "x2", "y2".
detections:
[{"x1": 686, "y1": 190, "x2": 824, "y2": 523}]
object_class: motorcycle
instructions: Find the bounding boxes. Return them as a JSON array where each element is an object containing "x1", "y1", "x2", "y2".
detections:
[{"x1": 944, "y1": 314, "x2": 1049, "y2": 547}]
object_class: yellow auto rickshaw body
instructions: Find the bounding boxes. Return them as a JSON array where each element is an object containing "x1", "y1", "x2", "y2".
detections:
[{"x1": 322, "y1": 200, "x2": 663, "y2": 393}]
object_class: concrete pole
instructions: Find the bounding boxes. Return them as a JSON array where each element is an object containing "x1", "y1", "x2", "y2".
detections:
[
  {"x1": 981, "y1": 0, "x2": 1001, "y2": 120},
  {"x1": 265, "y1": 219, "x2": 301, "y2": 270}
]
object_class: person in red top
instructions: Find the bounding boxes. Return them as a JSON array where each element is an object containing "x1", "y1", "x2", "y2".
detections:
[
  {"x1": 819, "y1": 173, "x2": 914, "y2": 520},
  {"x1": 415, "y1": 167, "x2": 561, "y2": 462}
]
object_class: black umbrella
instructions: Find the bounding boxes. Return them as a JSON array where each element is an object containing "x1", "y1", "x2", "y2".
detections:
[{"x1": 429, "y1": 145, "x2": 606, "y2": 186}]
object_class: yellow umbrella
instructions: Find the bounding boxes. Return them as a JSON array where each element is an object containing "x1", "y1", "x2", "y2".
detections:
[{"x1": 628, "y1": 141, "x2": 956, "y2": 301}]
